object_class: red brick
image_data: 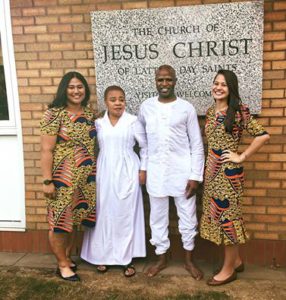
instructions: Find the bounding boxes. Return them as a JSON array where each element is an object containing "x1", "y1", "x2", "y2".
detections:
[
  {"x1": 274, "y1": 1, "x2": 286, "y2": 10},
  {"x1": 71, "y1": 4, "x2": 97, "y2": 13},
  {"x1": 273, "y1": 41, "x2": 286, "y2": 51},
  {"x1": 263, "y1": 70, "x2": 284, "y2": 79},
  {"x1": 26, "y1": 43, "x2": 49, "y2": 52},
  {"x1": 34, "y1": 0, "x2": 57, "y2": 5},
  {"x1": 50, "y1": 43, "x2": 73, "y2": 51},
  {"x1": 37, "y1": 34, "x2": 60, "y2": 42},
  {"x1": 23, "y1": 8, "x2": 46, "y2": 16},
  {"x1": 51, "y1": 60, "x2": 76, "y2": 68},
  {"x1": 254, "y1": 198, "x2": 281, "y2": 206},
  {"x1": 39, "y1": 51, "x2": 62, "y2": 60},
  {"x1": 35, "y1": 16, "x2": 59, "y2": 25},
  {"x1": 265, "y1": 127, "x2": 283, "y2": 135},
  {"x1": 263, "y1": 51, "x2": 285, "y2": 61},
  {"x1": 63, "y1": 51, "x2": 87, "y2": 59},
  {"x1": 272, "y1": 61, "x2": 286, "y2": 70},
  {"x1": 176, "y1": 0, "x2": 201, "y2": 4},
  {"x1": 246, "y1": 223, "x2": 266, "y2": 231},
  {"x1": 265, "y1": 11, "x2": 286, "y2": 21},
  {"x1": 255, "y1": 181, "x2": 280, "y2": 188},
  {"x1": 254, "y1": 233, "x2": 279, "y2": 240},
  {"x1": 59, "y1": 0, "x2": 82, "y2": 3},
  {"x1": 13, "y1": 34, "x2": 36, "y2": 43},
  {"x1": 96, "y1": 3, "x2": 121, "y2": 11},
  {"x1": 268, "y1": 207, "x2": 286, "y2": 215},
  {"x1": 28, "y1": 61, "x2": 51, "y2": 69},
  {"x1": 12, "y1": 17, "x2": 34, "y2": 26},
  {"x1": 243, "y1": 205, "x2": 266, "y2": 213},
  {"x1": 264, "y1": 32, "x2": 285, "y2": 41},
  {"x1": 122, "y1": 1, "x2": 148, "y2": 9},
  {"x1": 274, "y1": 22, "x2": 286, "y2": 31},
  {"x1": 260, "y1": 108, "x2": 284, "y2": 117},
  {"x1": 60, "y1": 15, "x2": 83, "y2": 23},
  {"x1": 255, "y1": 162, "x2": 282, "y2": 170},
  {"x1": 61, "y1": 33, "x2": 85, "y2": 41},
  {"x1": 263, "y1": 90, "x2": 284, "y2": 98},
  {"x1": 72, "y1": 24, "x2": 91, "y2": 32},
  {"x1": 48, "y1": 24, "x2": 72, "y2": 33},
  {"x1": 273, "y1": 79, "x2": 286, "y2": 89}
]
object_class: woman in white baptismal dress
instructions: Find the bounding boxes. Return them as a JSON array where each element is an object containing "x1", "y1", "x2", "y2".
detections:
[{"x1": 81, "y1": 85, "x2": 147, "y2": 277}]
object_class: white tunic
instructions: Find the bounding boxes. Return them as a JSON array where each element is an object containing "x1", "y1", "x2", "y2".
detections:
[
  {"x1": 138, "y1": 96, "x2": 204, "y2": 197},
  {"x1": 81, "y1": 111, "x2": 147, "y2": 265}
]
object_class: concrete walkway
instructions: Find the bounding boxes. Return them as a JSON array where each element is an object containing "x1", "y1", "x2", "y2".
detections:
[{"x1": 0, "y1": 251, "x2": 285, "y2": 281}]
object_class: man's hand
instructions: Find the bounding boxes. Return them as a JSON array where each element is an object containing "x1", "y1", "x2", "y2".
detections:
[
  {"x1": 139, "y1": 170, "x2": 147, "y2": 185},
  {"x1": 185, "y1": 180, "x2": 199, "y2": 199}
]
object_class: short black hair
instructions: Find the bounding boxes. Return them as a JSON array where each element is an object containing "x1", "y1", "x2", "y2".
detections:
[{"x1": 104, "y1": 85, "x2": 125, "y2": 100}]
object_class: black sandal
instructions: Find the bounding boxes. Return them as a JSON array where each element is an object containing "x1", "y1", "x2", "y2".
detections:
[
  {"x1": 70, "y1": 259, "x2": 77, "y2": 272},
  {"x1": 123, "y1": 264, "x2": 136, "y2": 277},
  {"x1": 96, "y1": 265, "x2": 108, "y2": 273},
  {"x1": 56, "y1": 267, "x2": 80, "y2": 282}
]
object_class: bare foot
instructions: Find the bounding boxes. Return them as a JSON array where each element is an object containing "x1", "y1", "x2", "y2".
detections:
[
  {"x1": 185, "y1": 263, "x2": 203, "y2": 280},
  {"x1": 146, "y1": 262, "x2": 167, "y2": 277}
]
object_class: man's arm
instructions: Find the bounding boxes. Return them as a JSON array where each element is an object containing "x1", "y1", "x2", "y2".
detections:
[{"x1": 185, "y1": 106, "x2": 205, "y2": 199}]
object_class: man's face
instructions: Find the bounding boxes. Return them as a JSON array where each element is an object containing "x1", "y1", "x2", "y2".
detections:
[{"x1": 155, "y1": 68, "x2": 177, "y2": 99}]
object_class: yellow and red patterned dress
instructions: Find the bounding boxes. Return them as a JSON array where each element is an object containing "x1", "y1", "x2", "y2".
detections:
[
  {"x1": 40, "y1": 107, "x2": 96, "y2": 233},
  {"x1": 200, "y1": 104, "x2": 267, "y2": 245}
]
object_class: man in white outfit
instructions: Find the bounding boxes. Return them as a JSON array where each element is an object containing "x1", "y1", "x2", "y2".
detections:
[{"x1": 138, "y1": 65, "x2": 205, "y2": 279}]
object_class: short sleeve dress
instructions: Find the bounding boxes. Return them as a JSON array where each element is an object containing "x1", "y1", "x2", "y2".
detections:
[
  {"x1": 40, "y1": 106, "x2": 97, "y2": 233},
  {"x1": 200, "y1": 104, "x2": 268, "y2": 245}
]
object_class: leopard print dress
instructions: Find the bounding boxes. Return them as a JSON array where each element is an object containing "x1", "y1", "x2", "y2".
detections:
[
  {"x1": 200, "y1": 104, "x2": 267, "y2": 245},
  {"x1": 40, "y1": 107, "x2": 96, "y2": 232}
]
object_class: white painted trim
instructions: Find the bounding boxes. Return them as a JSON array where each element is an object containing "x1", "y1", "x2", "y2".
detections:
[{"x1": 0, "y1": 0, "x2": 26, "y2": 231}]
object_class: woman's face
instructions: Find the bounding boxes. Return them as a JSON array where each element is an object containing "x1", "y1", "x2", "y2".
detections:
[
  {"x1": 105, "y1": 90, "x2": 126, "y2": 119},
  {"x1": 212, "y1": 74, "x2": 229, "y2": 103},
  {"x1": 66, "y1": 77, "x2": 86, "y2": 107}
]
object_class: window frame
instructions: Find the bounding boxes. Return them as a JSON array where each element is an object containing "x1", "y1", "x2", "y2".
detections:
[{"x1": 0, "y1": 0, "x2": 21, "y2": 135}]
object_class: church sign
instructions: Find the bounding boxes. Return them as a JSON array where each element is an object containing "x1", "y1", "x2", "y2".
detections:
[{"x1": 91, "y1": 1, "x2": 263, "y2": 115}]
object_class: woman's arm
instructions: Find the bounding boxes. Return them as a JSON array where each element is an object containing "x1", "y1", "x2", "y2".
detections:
[
  {"x1": 222, "y1": 134, "x2": 270, "y2": 163},
  {"x1": 41, "y1": 135, "x2": 57, "y2": 199}
]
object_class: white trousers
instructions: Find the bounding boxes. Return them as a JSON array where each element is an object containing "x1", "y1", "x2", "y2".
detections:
[{"x1": 149, "y1": 195, "x2": 198, "y2": 255}]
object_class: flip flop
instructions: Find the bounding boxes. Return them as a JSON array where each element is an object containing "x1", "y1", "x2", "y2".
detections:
[
  {"x1": 96, "y1": 265, "x2": 108, "y2": 273},
  {"x1": 123, "y1": 264, "x2": 136, "y2": 277}
]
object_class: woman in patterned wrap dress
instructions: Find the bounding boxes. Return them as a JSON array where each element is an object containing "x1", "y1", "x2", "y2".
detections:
[
  {"x1": 200, "y1": 70, "x2": 270, "y2": 286},
  {"x1": 40, "y1": 72, "x2": 96, "y2": 281}
]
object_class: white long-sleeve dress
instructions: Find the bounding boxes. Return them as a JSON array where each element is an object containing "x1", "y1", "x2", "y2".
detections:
[{"x1": 81, "y1": 111, "x2": 147, "y2": 265}]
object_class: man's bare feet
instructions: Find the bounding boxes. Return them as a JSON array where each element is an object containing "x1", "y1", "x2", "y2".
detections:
[
  {"x1": 184, "y1": 262, "x2": 203, "y2": 280},
  {"x1": 145, "y1": 254, "x2": 167, "y2": 277},
  {"x1": 146, "y1": 262, "x2": 166, "y2": 277},
  {"x1": 184, "y1": 250, "x2": 203, "y2": 280}
]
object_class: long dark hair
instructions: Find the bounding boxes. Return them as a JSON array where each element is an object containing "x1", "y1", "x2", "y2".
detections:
[
  {"x1": 214, "y1": 69, "x2": 241, "y2": 133},
  {"x1": 48, "y1": 71, "x2": 90, "y2": 108}
]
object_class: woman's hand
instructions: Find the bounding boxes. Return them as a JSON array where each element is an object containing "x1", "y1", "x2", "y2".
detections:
[
  {"x1": 43, "y1": 183, "x2": 56, "y2": 199},
  {"x1": 221, "y1": 150, "x2": 245, "y2": 164},
  {"x1": 139, "y1": 170, "x2": 146, "y2": 185}
]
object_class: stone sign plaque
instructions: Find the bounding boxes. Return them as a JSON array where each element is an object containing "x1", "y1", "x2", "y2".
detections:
[{"x1": 91, "y1": 1, "x2": 263, "y2": 115}]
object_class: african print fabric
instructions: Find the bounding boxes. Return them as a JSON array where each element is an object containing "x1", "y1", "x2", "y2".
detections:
[
  {"x1": 200, "y1": 104, "x2": 267, "y2": 245},
  {"x1": 40, "y1": 107, "x2": 96, "y2": 232}
]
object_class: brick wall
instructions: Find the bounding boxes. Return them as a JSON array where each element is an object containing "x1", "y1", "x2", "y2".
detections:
[{"x1": 4, "y1": 0, "x2": 286, "y2": 263}]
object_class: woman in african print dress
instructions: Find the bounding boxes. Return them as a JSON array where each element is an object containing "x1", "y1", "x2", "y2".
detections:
[
  {"x1": 200, "y1": 70, "x2": 270, "y2": 286},
  {"x1": 40, "y1": 72, "x2": 96, "y2": 282}
]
